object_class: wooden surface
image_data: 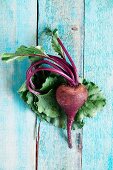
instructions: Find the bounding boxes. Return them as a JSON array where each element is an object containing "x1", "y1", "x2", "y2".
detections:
[
  {"x1": 83, "y1": 1, "x2": 113, "y2": 170},
  {"x1": 38, "y1": 0, "x2": 84, "y2": 170},
  {"x1": 0, "y1": 0, "x2": 37, "y2": 169},
  {"x1": 0, "y1": 0, "x2": 113, "y2": 170}
]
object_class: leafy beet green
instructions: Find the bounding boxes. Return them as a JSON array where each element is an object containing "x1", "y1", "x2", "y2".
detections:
[
  {"x1": 45, "y1": 28, "x2": 65, "y2": 58},
  {"x1": 1, "y1": 45, "x2": 45, "y2": 62},
  {"x1": 1, "y1": 28, "x2": 106, "y2": 148},
  {"x1": 18, "y1": 77, "x2": 106, "y2": 129},
  {"x1": 40, "y1": 75, "x2": 66, "y2": 92}
]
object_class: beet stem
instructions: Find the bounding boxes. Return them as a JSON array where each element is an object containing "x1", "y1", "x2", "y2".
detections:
[
  {"x1": 67, "y1": 116, "x2": 74, "y2": 149},
  {"x1": 48, "y1": 54, "x2": 75, "y2": 82},
  {"x1": 26, "y1": 67, "x2": 75, "y2": 95},
  {"x1": 57, "y1": 38, "x2": 79, "y2": 85},
  {"x1": 26, "y1": 53, "x2": 76, "y2": 85}
]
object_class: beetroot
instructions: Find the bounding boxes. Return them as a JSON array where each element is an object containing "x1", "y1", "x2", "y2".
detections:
[
  {"x1": 25, "y1": 35, "x2": 89, "y2": 148},
  {"x1": 56, "y1": 84, "x2": 88, "y2": 148},
  {"x1": 2, "y1": 29, "x2": 106, "y2": 149}
]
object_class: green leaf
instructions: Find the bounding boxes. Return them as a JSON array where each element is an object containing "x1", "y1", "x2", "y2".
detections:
[
  {"x1": 46, "y1": 28, "x2": 64, "y2": 58},
  {"x1": 1, "y1": 45, "x2": 45, "y2": 62},
  {"x1": 40, "y1": 75, "x2": 66, "y2": 92},
  {"x1": 37, "y1": 89, "x2": 63, "y2": 118},
  {"x1": 18, "y1": 77, "x2": 106, "y2": 130},
  {"x1": 76, "y1": 80, "x2": 106, "y2": 121},
  {"x1": 26, "y1": 92, "x2": 34, "y2": 105},
  {"x1": 18, "y1": 82, "x2": 27, "y2": 93},
  {"x1": 40, "y1": 112, "x2": 84, "y2": 130}
]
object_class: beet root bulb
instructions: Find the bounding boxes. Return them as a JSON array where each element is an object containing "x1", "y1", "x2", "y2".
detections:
[{"x1": 56, "y1": 84, "x2": 88, "y2": 148}]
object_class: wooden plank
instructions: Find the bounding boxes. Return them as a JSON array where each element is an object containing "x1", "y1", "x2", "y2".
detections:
[
  {"x1": 83, "y1": 1, "x2": 113, "y2": 170},
  {"x1": 0, "y1": 0, "x2": 37, "y2": 169},
  {"x1": 37, "y1": 0, "x2": 84, "y2": 170}
]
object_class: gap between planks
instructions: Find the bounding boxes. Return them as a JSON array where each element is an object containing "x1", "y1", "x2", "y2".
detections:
[{"x1": 35, "y1": 1, "x2": 40, "y2": 170}]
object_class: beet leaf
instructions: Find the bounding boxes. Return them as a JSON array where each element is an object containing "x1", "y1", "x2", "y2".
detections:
[
  {"x1": 18, "y1": 76, "x2": 106, "y2": 129},
  {"x1": 46, "y1": 28, "x2": 65, "y2": 58},
  {"x1": 1, "y1": 45, "x2": 45, "y2": 62}
]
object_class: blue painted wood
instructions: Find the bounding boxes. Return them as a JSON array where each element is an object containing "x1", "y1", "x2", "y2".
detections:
[
  {"x1": 0, "y1": 0, "x2": 37, "y2": 169},
  {"x1": 83, "y1": 1, "x2": 113, "y2": 170},
  {"x1": 38, "y1": 0, "x2": 84, "y2": 170}
]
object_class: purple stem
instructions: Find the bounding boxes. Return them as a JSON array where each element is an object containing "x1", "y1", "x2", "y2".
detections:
[
  {"x1": 49, "y1": 55, "x2": 73, "y2": 71},
  {"x1": 26, "y1": 67, "x2": 75, "y2": 95},
  {"x1": 30, "y1": 78, "x2": 35, "y2": 89},
  {"x1": 25, "y1": 53, "x2": 76, "y2": 83},
  {"x1": 27, "y1": 84, "x2": 40, "y2": 95},
  {"x1": 48, "y1": 55, "x2": 75, "y2": 82},
  {"x1": 57, "y1": 38, "x2": 79, "y2": 85},
  {"x1": 27, "y1": 59, "x2": 75, "y2": 90},
  {"x1": 27, "y1": 59, "x2": 71, "y2": 80}
]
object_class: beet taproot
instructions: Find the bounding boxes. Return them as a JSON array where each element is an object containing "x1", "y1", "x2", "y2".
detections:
[{"x1": 56, "y1": 84, "x2": 88, "y2": 148}]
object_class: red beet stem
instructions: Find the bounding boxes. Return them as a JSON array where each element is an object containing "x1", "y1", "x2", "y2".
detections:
[
  {"x1": 67, "y1": 116, "x2": 74, "y2": 149},
  {"x1": 57, "y1": 38, "x2": 79, "y2": 85},
  {"x1": 26, "y1": 67, "x2": 75, "y2": 95},
  {"x1": 26, "y1": 53, "x2": 76, "y2": 83},
  {"x1": 24, "y1": 52, "x2": 78, "y2": 85},
  {"x1": 26, "y1": 58, "x2": 77, "y2": 94},
  {"x1": 27, "y1": 59, "x2": 66, "y2": 78},
  {"x1": 27, "y1": 58, "x2": 75, "y2": 83},
  {"x1": 48, "y1": 55, "x2": 75, "y2": 81}
]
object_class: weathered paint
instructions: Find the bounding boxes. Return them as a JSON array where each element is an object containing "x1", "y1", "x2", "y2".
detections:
[
  {"x1": 83, "y1": 1, "x2": 113, "y2": 170},
  {"x1": 1, "y1": 0, "x2": 112, "y2": 170},
  {"x1": 0, "y1": 0, "x2": 37, "y2": 169},
  {"x1": 38, "y1": 0, "x2": 84, "y2": 170}
]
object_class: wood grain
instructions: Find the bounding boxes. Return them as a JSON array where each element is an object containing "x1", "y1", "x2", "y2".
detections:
[
  {"x1": 37, "y1": 0, "x2": 84, "y2": 170},
  {"x1": 83, "y1": 1, "x2": 113, "y2": 170},
  {"x1": 0, "y1": 0, "x2": 37, "y2": 169}
]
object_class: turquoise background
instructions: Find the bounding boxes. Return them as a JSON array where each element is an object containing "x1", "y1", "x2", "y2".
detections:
[{"x1": 0, "y1": 0, "x2": 113, "y2": 170}]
